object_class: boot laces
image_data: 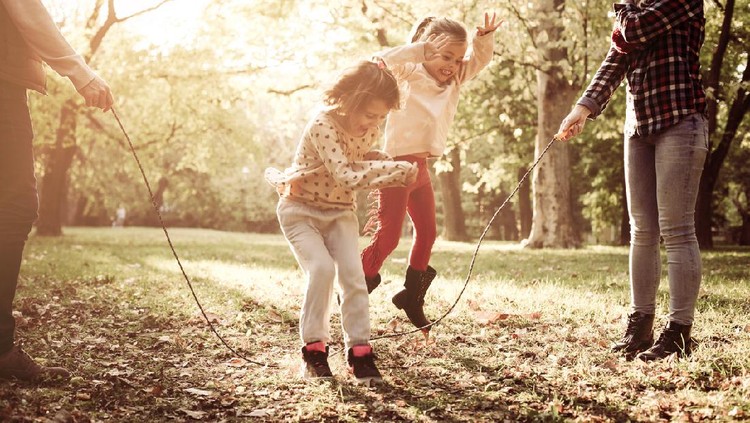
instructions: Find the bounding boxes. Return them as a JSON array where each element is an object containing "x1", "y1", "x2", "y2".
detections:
[{"x1": 624, "y1": 313, "x2": 647, "y2": 336}]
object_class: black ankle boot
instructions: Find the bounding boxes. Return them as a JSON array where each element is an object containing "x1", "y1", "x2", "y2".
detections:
[
  {"x1": 365, "y1": 274, "x2": 381, "y2": 294},
  {"x1": 636, "y1": 321, "x2": 693, "y2": 362},
  {"x1": 611, "y1": 312, "x2": 655, "y2": 358},
  {"x1": 392, "y1": 266, "x2": 436, "y2": 331}
]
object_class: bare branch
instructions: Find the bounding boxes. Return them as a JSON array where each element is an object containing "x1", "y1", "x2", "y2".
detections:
[
  {"x1": 268, "y1": 85, "x2": 315, "y2": 96},
  {"x1": 507, "y1": 3, "x2": 539, "y2": 52},
  {"x1": 115, "y1": 0, "x2": 175, "y2": 23},
  {"x1": 370, "y1": 0, "x2": 415, "y2": 28},
  {"x1": 86, "y1": 0, "x2": 178, "y2": 61}
]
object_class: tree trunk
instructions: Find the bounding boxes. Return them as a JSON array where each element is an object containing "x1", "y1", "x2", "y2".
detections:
[
  {"x1": 438, "y1": 149, "x2": 468, "y2": 241},
  {"x1": 739, "y1": 213, "x2": 750, "y2": 246},
  {"x1": 619, "y1": 179, "x2": 630, "y2": 245},
  {"x1": 525, "y1": 0, "x2": 580, "y2": 249},
  {"x1": 695, "y1": 0, "x2": 750, "y2": 249},
  {"x1": 36, "y1": 102, "x2": 78, "y2": 236},
  {"x1": 518, "y1": 167, "x2": 532, "y2": 240},
  {"x1": 695, "y1": 176, "x2": 715, "y2": 249}
]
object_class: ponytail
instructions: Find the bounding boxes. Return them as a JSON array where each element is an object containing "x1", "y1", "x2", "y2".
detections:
[
  {"x1": 411, "y1": 17, "x2": 436, "y2": 43},
  {"x1": 409, "y1": 16, "x2": 467, "y2": 43}
]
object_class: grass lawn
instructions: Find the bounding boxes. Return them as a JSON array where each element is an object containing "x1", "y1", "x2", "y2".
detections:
[{"x1": 2, "y1": 227, "x2": 749, "y2": 421}]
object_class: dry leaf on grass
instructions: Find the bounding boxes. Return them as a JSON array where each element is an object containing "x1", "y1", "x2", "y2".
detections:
[
  {"x1": 473, "y1": 311, "x2": 542, "y2": 325},
  {"x1": 185, "y1": 387, "x2": 215, "y2": 397},
  {"x1": 225, "y1": 358, "x2": 247, "y2": 368},
  {"x1": 180, "y1": 409, "x2": 208, "y2": 420}
]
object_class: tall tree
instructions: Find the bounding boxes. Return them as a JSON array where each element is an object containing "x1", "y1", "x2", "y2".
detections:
[
  {"x1": 524, "y1": 0, "x2": 579, "y2": 248},
  {"x1": 35, "y1": 0, "x2": 175, "y2": 236},
  {"x1": 695, "y1": 0, "x2": 750, "y2": 248}
]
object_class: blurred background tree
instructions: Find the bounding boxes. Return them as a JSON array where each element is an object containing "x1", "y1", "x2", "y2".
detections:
[{"x1": 27, "y1": 0, "x2": 750, "y2": 248}]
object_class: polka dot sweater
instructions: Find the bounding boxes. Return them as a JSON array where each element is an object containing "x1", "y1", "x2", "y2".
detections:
[{"x1": 265, "y1": 112, "x2": 414, "y2": 211}]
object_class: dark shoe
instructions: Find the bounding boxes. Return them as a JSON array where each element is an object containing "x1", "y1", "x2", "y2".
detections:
[
  {"x1": 392, "y1": 266, "x2": 436, "y2": 331},
  {"x1": 301, "y1": 344, "x2": 333, "y2": 378},
  {"x1": 637, "y1": 321, "x2": 694, "y2": 362},
  {"x1": 347, "y1": 346, "x2": 382, "y2": 386},
  {"x1": 611, "y1": 312, "x2": 655, "y2": 358},
  {"x1": 0, "y1": 345, "x2": 70, "y2": 382},
  {"x1": 365, "y1": 274, "x2": 381, "y2": 294}
]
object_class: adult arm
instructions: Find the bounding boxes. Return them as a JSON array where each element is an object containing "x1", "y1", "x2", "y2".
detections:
[
  {"x1": 2, "y1": 0, "x2": 113, "y2": 109},
  {"x1": 556, "y1": 46, "x2": 630, "y2": 141},
  {"x1": 615, "y1": 0, "x2": 703, "y2": 45}
]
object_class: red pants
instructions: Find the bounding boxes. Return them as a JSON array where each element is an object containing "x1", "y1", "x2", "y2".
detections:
[{"x1": 361, "y1": 156, "x2": 436, "y2": 278}]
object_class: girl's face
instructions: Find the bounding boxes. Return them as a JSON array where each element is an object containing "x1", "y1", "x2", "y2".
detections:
[
  {"x1": 343, "y1": 98, "x2": 390, "y2": 137},
  {"x1": 423, "y1": 39, "x2": 468, "y2": 83}
]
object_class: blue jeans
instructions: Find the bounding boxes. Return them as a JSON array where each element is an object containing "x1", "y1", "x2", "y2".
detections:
[
  {"x1": 0, "y1": 80, "x2": 38, "y2": 354},
  {"x1": 625, "y1": 113, "x2": 708, "y2": 325}
]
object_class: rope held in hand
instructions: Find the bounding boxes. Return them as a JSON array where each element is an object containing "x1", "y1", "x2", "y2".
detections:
[
  {"x1": 370, "y1": 136, "x2": 558, "y2": 341},
  {"x1": 111, "y1": 108, "x2": 273, "y2": 367}
]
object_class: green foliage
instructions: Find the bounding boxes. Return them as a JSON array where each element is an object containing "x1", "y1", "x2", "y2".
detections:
[{"x1": 25, "y1": 0, "x2": 750, "y2": 243}]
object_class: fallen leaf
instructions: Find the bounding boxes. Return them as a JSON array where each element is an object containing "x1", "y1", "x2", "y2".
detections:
[
  {"x1": 467, "y1": 299, "x2": 482, "y2": 311},
  {"x1": 180, "y1": 409, "x2": 208, "y2": 419},
  {"x1": 185, "y1": 388, "x2": 214, "y2": 397},
  {"x1": 267, "y1": 309, "x2": 284, "y2": 323},
  {"x1": 600, "y1": 358, "x2": 618, "y2": 371},
  {"x1": 226, "y1": 357, "x2": 246, "y2": 368},
  {"x1": 248, "y1": 409, "x2": 270, "y2": 417},
  {"x1": 147, "y1": 385, "x2": 164, "y2": 396},
  {"x1": 75, "y1": 392, "x2": 91, "y2": 401},
  {"x1": 474, "y1": 311, "x2": 509, "y2": 325}
]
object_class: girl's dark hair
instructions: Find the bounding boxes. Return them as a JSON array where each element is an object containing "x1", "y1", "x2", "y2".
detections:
[
  {"x1": 410, "y1": 16, "x2": 467, "y2": 43},
  {"x1": 323, "y1": 61, "x2": 400, "y2": 115}
]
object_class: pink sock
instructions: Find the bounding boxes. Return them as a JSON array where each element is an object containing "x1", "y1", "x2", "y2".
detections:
[
  {"x1": 305, "y1": 341, "x2": 326, "y2": 352},
  {"x1": 352, "y1": 344, "x2": 372, "y2": 357}
]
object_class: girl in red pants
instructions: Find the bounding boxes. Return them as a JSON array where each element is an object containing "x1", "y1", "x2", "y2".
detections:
[{"x1": 361, "y1": 13, "x2": 502, "y2": 331}]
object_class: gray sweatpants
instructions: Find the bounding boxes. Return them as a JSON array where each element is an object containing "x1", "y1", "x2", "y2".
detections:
[{"x1": 276, "y1": 198, "x2": 370, "y2": 349}]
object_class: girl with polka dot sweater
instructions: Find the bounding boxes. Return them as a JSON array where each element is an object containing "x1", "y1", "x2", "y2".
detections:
[{"x1": 264, "y1": 60, "x2": 417, "y2": 384}]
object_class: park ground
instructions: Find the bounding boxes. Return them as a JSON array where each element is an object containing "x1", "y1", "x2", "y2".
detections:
[{"x1": 1, "y1": 227, "x2": 749, "y2": 422}]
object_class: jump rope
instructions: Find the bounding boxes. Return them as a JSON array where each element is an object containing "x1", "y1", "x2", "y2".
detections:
[{"x1": 111, "y1": 108, "x2": 558, "y2": 365}]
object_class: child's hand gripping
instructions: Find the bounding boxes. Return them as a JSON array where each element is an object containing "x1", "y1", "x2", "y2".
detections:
[
  {"x1": 404, "y1": 163, "x2": 419, "y2": 186},
  {"x1": 476, "y1": 12, "x2": 504, "y2": 36}
]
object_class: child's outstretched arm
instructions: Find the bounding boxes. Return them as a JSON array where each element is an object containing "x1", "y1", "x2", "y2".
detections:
[
  {"x1": 374, "y1": 34, "x2": 450, "y2": 79},
  {"x1": 309, "y1": 122, "x2": 415, "y2": 190},
  {"x1": 457, "y1": 12, "x2": 503, "y2": 83}
]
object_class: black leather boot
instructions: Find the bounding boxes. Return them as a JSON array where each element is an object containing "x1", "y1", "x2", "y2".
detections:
[
  {"x1": 611, "y1": 311, "x2": 655, "y2": 358},
  {"x1": 636, "y1": 321, "x2": 693, "y2": 362},
  {"x1": 392, "y1": 266, "x2": 436, "y2": 331},
  {"x1": 365, "y1": 274, "x2": 381, "y2": 294}
]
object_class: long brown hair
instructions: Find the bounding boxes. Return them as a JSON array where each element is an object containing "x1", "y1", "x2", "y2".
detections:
[
  {"x1": 410, "y1": 16, "x2": 467, "y2": 43},
  {"x1": 323, "y1": 61, "x2": 400, "y2": 115}
]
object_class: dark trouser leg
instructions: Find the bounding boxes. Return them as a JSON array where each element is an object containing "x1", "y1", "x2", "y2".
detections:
[{"x1": 0, "y1": 81, "x2": 38, "y2": 354}]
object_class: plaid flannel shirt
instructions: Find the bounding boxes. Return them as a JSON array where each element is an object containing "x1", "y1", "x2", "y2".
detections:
[{"x1": 578, "y1": 0, "x2": 706, "y2": 138}]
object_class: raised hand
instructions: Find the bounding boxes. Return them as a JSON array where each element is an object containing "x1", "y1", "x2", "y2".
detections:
[
  {"x1": 423, "y1": 33, "x2": 450, "y2": 60},
  {"x1": 476, "y1": 12, "x2": 503, "y2": 36}
]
